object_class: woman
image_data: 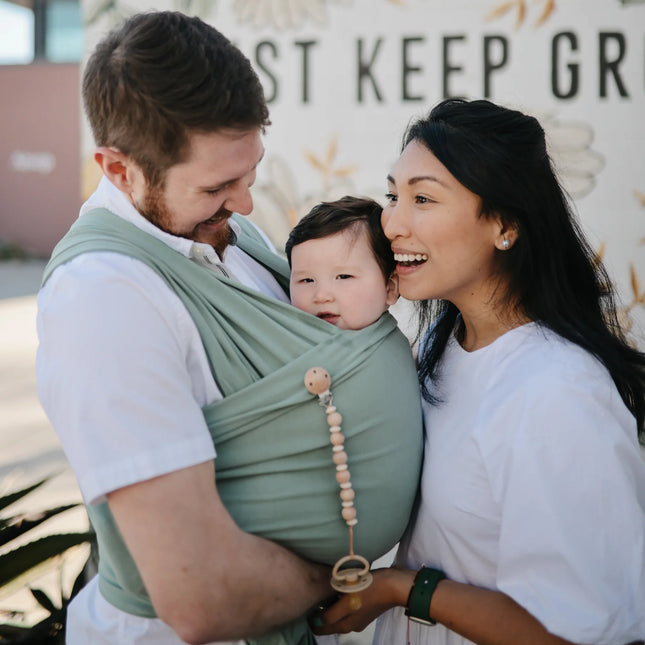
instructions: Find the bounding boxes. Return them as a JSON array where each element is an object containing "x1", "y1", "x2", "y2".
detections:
[{"x1": 315, "y1": 98, "x2": 645, "y2": 644}]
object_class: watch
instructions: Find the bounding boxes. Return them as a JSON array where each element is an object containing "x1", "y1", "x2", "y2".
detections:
[{"x1": 404, "y1": 566, "x2": 446, "y2": 625}]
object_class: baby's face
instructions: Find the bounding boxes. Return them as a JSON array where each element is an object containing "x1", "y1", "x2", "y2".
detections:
[{"x1": 289, "y1": 228, "x2": 398, "y2": 330}]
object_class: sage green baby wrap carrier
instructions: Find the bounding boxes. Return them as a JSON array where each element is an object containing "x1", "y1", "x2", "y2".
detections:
[{"x1": 43, "y1": 209, "x2": 423, "y2": 644}]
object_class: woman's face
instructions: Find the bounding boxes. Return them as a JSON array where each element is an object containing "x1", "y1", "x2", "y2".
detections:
[{"x1": 382, "y1": 140, "x2": 503, "y2": 309}]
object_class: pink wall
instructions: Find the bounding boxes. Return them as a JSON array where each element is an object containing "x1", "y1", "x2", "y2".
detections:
[{"x1": 0, "y1": 63, "x2": 81, "y2": 257}]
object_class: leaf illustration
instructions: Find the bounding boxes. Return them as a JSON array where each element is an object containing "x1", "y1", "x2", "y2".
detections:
[
  {"x1": 333, "y1": 166, "x2": 358, "y2": 178},
  {"x1": 485, "y1": 0, "x2": 518, "y2": 21},
  {"x1": 326, "y1": 137, "x2": 338, "y2": 166},
  {"x1": 630, "y1": 264, "x2": 640, "y2": 299},
  {"x1": 304, "y1": 151, "x2": 327, "y2": 173},
  {"x1": 515, "y1": 0, "x2": 526, "y2": 28},
  {"x1": 534, "y1": 0, "x2": 556, "y2": 27},
  {"x1": 84, "y1": 0, "x2": 117, "y2": 26},
  {"x1": 593, "y1": 241, "x2": 606, "y2": 266}
]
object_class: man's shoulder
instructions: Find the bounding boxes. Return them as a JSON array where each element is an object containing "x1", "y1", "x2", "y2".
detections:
[{"x1": 40, "y1": 251, "x2": 177, "y2": 311}]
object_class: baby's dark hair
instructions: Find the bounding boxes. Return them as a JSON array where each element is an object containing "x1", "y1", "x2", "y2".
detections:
[{"x1": 285, "y1": 196, "x2": 394, "y2": 280}]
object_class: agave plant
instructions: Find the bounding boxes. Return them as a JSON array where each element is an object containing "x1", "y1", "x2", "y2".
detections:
[{"x1": 0, "y1": 476, "x2": 96, "y2": 643}]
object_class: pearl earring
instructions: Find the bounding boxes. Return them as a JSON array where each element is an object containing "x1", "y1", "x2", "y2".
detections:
[{"x1": 502, "y1": 239, "x2": 510, "y2": 249}]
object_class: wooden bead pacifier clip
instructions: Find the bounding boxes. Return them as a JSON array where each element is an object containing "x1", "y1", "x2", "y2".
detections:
[{"x1": 304, "y1": 367, "x2": 373, "y2": 610}]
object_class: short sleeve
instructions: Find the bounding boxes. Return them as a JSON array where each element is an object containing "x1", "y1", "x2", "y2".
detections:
[
  {"x1": 481, "y1": 360, "x2": 645, "y2": 643},
  {"x1": 36, "y1": 253, "x2": 217, "y2": 505}
]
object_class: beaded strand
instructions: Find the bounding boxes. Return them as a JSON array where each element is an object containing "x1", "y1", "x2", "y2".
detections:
[{"x1": 304, "y1": 367, "x2": 373, "y2": 604}]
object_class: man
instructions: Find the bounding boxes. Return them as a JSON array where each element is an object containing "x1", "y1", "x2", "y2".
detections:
[{"x1": 36, "y1": 11, "x2": 334, "y2": 644}]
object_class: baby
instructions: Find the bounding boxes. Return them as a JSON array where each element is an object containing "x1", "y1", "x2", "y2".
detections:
[{"x1": 285, "y1": 196, "x2": 398, "y2": 330}]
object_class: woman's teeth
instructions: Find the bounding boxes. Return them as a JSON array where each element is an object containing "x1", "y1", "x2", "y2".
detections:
[{"x1": 394, "y1": 253, "x2": 428, "y2": 265}]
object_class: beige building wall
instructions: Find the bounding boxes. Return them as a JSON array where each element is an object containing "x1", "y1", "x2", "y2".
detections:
[{"x1": 0, "y1": 63, "x2": 81, "y2": 257}]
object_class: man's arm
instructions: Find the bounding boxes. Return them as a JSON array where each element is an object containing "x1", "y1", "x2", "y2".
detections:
[{"x1": 108, "y1": 459, "x2": 333, "y2": 645}]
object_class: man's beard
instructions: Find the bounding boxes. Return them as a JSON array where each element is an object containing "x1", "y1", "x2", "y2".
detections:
[{"x1": 136, "y1": 183, "x2": 233, "y2": 257}]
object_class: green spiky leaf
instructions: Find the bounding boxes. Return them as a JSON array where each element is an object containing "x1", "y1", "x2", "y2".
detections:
[
  {"x1": 0, "y1": 479, "x2": 50, "y2": 514},
  {"x1": 30, "y1": 587, "x2": 58, "y2": 614},
  {"x1": 0, "y1": 504, "x2": 81, "y2": 548},
  {"x1": 0, "y1": 533, "x2": 95, "y2": 587}
]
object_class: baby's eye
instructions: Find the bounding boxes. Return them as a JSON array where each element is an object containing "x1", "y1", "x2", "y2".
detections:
[
  {"x1": 337, "y1": 274, "x2": 353, "y2": 280},
  {"x1": 298, "y1": 277, "x2": 314, "y2": 284},
  {"x1": 384, "y1": 192, "x2": 398, "y2": 203}
]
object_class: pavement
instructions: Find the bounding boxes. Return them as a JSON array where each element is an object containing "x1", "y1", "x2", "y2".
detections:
[
  {"x1": 0, "y1": 258, "x2": 91, "y2": 628},
  {"x1": 0, "y1": 258, "x2": 380, "y2": 643}
]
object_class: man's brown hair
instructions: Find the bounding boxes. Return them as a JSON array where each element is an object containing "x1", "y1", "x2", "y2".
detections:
[{"x1": 82, "y1": 11, "x2": 270, "y2": 187}]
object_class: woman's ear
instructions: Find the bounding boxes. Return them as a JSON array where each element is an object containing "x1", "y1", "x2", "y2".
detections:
[
  {"x1": 494, "y1": 216, "x2": 519, "y2": 251},
  {"x1": 93, "y1": 147, "x2": 141, "y2": 196},
  {"x1": 386, "y1": 273, "x2": 399, "y2": 306}
]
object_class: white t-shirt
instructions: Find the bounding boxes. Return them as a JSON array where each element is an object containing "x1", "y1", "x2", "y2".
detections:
[
  {"x1": 374, "y1": 323, "x2": 645, "y2": 645},
  {"x1": 36, "y1": 177, "x2": 294, "y2": 645}
]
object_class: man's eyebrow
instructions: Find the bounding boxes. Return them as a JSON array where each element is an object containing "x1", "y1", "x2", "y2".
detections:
[{"x1": 199, "y1": 149, "x2": 266, "y2": 191}]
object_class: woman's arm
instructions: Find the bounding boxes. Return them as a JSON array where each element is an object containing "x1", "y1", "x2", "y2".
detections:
[{"x1": 315, "y1": 567, "x2": 578, "y2": 645}]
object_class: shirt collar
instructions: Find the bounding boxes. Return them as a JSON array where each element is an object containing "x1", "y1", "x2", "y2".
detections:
[{"x1": 80, "y1": 176, "x2": 240, "y2": 262}]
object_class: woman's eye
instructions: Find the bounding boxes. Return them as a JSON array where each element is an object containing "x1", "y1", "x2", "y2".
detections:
[
  {"x1": 384, "y1": 192, "x2": 397, "y2": 203},
  {"x1": 416, "y1": 195, "x2": 429, "y2": 204}
]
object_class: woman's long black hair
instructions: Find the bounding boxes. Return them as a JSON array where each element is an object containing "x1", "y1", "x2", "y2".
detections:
[{"x1": 410, "y1": 98, "x2": 645, "y2": 441}]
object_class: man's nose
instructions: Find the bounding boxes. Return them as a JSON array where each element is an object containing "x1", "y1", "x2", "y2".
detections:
[{"x1": 225, "y1": 181, "x2": 254, "y2": 216}]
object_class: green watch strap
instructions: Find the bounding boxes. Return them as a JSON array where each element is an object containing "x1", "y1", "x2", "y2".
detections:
[{"x1": 404, "y1": 567, "x2": 446, "y2": 625}]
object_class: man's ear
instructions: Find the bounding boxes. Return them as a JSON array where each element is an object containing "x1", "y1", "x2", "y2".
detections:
[
  {"x1": 94, "y1": 147, "x2": 139, "y2": 195},
  {"x1": 386, "y1": 272, "x2": 399, "y2": 306}
]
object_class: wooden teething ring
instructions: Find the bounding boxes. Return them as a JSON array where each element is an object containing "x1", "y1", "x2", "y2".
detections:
[{"x1": 304, "y1": 367, "x2": 373, "y2": 609}]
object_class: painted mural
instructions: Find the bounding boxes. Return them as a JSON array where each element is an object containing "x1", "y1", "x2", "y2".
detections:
[{"x1": 80, "y1": 0, "x2": 645, "y2": 346}]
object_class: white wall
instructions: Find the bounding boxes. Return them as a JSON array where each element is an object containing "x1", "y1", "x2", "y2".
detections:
[{"x1": 81, "y1": 0, "x2": 645, "y2": 347}]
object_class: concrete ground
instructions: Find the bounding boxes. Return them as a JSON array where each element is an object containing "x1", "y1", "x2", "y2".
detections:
[
  {"x1": 0, "y1": 259, "x2": 91, "y2": 629},
  {"x1": 0, "y1": 258, "x2": 380, "y2": 643}
]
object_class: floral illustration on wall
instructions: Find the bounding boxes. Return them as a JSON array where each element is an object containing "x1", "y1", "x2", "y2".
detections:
[
  {"x1": 622, "y1": 195, "x2": 645, "y2": 339},
  {"x1": 233, "y1": 0, "x2": 412, "y2": 30},
  {"x1": 251, "y1": 111, "x2": 605, "y2": 252},
  {"x1": 540, "y1": 114, "x2": 604, "y2": 199},
  {"x1": 485, "y1": 0, "x2": 556, "y2": 29},
  {"x1": 623, "y1": 261, "x2": 645, "y2": 339},
  {"x1": 249, "y1": 136, "x2": 363, "y2": 252},
  {"x1": 596, "y1": 239, "x2": 645, "y2": 341},
  {"x1": 84, "y1": 0, "x2": 215, "y2": 27},
  {"x1": 233, "y1": 0, "x2": 351, "y2": 30}
]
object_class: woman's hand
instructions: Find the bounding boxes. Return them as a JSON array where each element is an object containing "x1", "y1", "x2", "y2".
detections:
[{"x1": 313, "y1": 567, "x2": 415, "y2": 636}]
